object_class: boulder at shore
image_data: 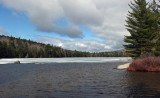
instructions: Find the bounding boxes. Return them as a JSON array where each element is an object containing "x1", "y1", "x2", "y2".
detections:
[
  {"x1": 14, "y1": 61, "x2": 20, "y2": 64},
  {"x1": 117, "y1": 63, "x2": 130, "y2": 69}
]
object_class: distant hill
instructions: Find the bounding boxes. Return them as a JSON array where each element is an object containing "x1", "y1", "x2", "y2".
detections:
[{"x1": 0, "y1": 35, "x2": 128, "y2": 58}]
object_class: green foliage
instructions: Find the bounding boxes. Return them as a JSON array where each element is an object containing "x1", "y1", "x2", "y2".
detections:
[
  {"x1": 124, "y1": 0, "x2": 160, "y2": 57},
  {"x1": 0, "y1": 35, "x2": 128, "y2": 58}
]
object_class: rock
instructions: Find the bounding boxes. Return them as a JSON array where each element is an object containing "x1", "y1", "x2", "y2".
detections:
[
  {"x1": 14, "y1": 61, "x2": 20, "y2": 64},
  {"x1": 116, "y1": 63, "x2": 130, "y2": 69}
]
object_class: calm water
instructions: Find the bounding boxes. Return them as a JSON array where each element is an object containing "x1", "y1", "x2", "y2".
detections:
[{"x1": 0, "y1": 58, "x2": 160, "y2": 98}]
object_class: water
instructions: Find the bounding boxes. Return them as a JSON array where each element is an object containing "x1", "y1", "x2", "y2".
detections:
[{"x1": 0, "y1": 58, "x2": 160, "y2": 97}]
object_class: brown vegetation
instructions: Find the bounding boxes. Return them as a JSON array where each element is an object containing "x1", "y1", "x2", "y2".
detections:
[{"x1": 127, "y1": 57, "x2": 160, "y2": 72}]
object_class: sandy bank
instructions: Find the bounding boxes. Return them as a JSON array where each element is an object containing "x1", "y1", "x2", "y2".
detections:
[{"x1": 117, "y1": 63, "x2": 130, "y2": 69}]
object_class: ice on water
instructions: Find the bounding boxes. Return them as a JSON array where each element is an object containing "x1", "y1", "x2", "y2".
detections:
[{"x1": 0, "y1": 57, "x2": 131, "y2": 64}]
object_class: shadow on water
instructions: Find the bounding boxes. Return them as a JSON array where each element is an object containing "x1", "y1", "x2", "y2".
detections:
[{"x1": 1, "y1": 62, "x2": 160, "y2": 97}]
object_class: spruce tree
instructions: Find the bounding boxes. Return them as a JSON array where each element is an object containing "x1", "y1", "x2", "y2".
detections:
[
  {"x1": 124, "y1": 0, "x2": 159, "y2": 57},
  {"x1": 154, "y1": 0, "x2": 160, "y2": 56}
]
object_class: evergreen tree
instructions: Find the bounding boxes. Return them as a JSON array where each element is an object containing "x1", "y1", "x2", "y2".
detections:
[
  {"x1": 153, "y1": 0, "x2": 160, "y2": 56},
  {"x1": 124, "y1": 0, "x2": 159, "y2": 57}
]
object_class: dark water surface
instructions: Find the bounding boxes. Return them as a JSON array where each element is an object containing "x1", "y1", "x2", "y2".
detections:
[{"x1": 1, "y1": 62, "x2": 160, "y2": 98}]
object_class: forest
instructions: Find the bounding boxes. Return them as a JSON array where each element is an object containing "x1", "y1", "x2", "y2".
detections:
[{"x1": 0, "y1": 35, "x2": 128, "y2": 58}]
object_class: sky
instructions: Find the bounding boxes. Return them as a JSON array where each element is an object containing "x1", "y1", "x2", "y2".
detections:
[{"x1": 0, "y1": 0, "x2": 131, "y2": 52}]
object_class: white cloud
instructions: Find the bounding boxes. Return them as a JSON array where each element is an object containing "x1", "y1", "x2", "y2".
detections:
[
  {"x1": 0, "y1": 0, "x2": 131, "y2": 51},
  {"x1": 59, "y1": 0, "x2": 104, "y2": 26},
  {"x1": 0, "y1": 26, "x2": 8, "y2": 34}
]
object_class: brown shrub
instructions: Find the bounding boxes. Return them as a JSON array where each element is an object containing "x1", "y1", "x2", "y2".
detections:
[{"x1": 127, "y1": 57, "x2": 160, "y2": 72}]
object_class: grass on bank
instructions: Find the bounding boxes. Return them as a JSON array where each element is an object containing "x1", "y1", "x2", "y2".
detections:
[{"x1": 127, "y1": 57, "x2": 160, "y2": 72}]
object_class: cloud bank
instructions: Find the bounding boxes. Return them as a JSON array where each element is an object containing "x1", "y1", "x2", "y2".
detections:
[{"x1": 36, "y1": 36, "x2": 124, "y2": 52}]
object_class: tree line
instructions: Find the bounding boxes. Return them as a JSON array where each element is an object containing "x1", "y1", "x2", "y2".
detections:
[
  {"x1": 0, "y1": 35, "x2": 128, "y2": 58},
  {"x1": 124, "y1": 0, "x2": 160, "y2": 58}
]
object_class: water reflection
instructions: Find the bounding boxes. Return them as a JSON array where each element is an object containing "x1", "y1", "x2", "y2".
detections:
[{"x1": 124, "y1": 71, "x2": 160, "y2": 97}]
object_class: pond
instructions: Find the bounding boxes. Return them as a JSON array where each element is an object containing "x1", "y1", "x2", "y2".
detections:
[{"x1": 0, "y1": 58, "x2": 160, "y2": 97}]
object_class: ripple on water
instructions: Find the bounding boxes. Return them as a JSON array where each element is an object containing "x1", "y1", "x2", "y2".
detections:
[{"x1": 0, "y1": 62, "x2": 160, "y2": 97}]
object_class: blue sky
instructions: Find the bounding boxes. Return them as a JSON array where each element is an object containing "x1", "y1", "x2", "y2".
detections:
[
  {"x1": 0, "y1": 5, "x2": 101, "y2": 41},
  {"x1": 0, "y1": 0, "x2": 130, "y2": 52}
]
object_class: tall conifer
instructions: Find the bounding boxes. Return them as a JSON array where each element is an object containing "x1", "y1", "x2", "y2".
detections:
[
  {"x1": 124, "y1": 0, "x2": 159, "y2": 57},
  {"x1": 154, "y1": 0, "x2": 160, "y2": 56}
]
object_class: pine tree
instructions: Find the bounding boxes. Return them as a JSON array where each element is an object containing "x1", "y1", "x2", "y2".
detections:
[
  {"x1": 124, "y1": 0, "x2": 159, "y2": 57},
  {"x1": 153, "y1": 0, "x2": 160, "y2": 56}
]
